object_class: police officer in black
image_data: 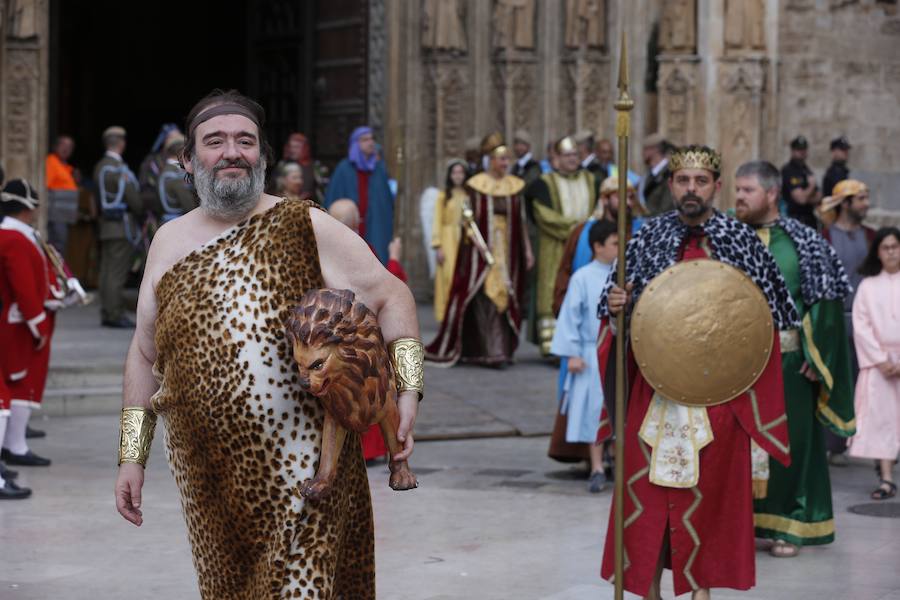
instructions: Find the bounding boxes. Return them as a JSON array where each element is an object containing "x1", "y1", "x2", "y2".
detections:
[
  {"x1": 822, "y1": 136, "x2": 851, "y2": 197},
  {"x1": 781, "y1": 135, "x2": 819, "y2": 228}
]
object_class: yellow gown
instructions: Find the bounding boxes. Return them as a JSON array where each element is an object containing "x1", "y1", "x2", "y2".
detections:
[{"x1": 431, "y1": 187, "x2": 466, "y2": 321}]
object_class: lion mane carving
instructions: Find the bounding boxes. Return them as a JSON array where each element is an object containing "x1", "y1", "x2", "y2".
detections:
[{"x1": 285, "y1": 288, "x2": 417, "y2": 499}]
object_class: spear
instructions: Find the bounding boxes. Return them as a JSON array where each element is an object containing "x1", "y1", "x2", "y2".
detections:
[{"x1": 612, "y1": 29, "x2": 634, "y2": 600}]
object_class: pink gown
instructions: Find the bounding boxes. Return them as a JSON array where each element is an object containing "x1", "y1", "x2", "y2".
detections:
[{"x1": 848, "y1": 270, "x2": 900, "y2": 460}]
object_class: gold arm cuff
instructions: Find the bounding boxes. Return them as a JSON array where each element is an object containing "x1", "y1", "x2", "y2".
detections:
[
  {"x1": 388, "y1": 337, "x2": 425, "y2": 400},
  {"x1": 118, "y1": 407, "x2": 158, "y2": 467}
]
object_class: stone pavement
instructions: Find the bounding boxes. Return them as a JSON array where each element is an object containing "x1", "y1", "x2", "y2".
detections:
[
  {"x1": 2, "y1": 416, "x2": 900, "y2": 599},
  {"x1": 6, "y1": 300, "x2": 900, "y2": 599},
  {"x1": 42, "y1": 301, "x2": 559, "y2": 439}
]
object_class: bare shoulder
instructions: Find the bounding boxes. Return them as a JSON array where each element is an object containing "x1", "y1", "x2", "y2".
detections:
[{"x1": 145, "y1": 212, "x2": 207, "y2": 287}]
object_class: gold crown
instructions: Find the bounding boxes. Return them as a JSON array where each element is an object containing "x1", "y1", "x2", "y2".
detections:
[{"x1": 669, "y1": 147, "x2": 722, "y2": 173}]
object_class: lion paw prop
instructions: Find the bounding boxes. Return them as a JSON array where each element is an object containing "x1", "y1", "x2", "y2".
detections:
[{"x1": 286, "y1": 288, "x2": 417, "y2": 500}]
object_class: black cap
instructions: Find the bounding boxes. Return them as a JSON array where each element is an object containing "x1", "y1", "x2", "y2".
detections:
[
  {"x1": 1, "y1": 178, "x2": 39, "y2": 210},
  {"x1": 790, "y1": 136, "x2": 808, "y2": 150},
  {"x1": 830, "y1": 136, "x2": 851, "y2": 151}
]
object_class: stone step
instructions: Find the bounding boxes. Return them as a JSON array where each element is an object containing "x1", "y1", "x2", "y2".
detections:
[{"x1": 41, "y1": 386, "x2": 122, "y2": 417}]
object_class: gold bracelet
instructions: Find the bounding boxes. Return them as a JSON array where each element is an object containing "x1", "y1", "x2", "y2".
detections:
[
  {"x1": 388, "y1": 337, "x2": 424, "y2": 400},
  {"x1": 118, "y1": 407, "x2": 158, "y2": 467}
]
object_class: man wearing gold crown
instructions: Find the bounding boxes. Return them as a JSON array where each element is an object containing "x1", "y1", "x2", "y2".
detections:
[
  {"x1": 524, "y1": 136, "x2": 598, "y2": 357},
  {"x1": 426, "y1": 133, "x2": 534, "y2": 367},
  {"x1": 597, "y1": 145, "x2": 798, "y2": 599},
  {"x1": 734, "y1": 160, "x2": 855, "y2": 558}
]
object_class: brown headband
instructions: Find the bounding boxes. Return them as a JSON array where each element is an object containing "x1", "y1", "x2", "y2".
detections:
[{"x1": 188, "y1": 103, "x2": 260, "y2": 137}]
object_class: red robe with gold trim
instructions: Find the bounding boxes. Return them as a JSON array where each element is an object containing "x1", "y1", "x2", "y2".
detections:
[
  {"x1": 0, "y1": 222, "x2": 55, "y2": 409},
  {"x1": 598, "y1": 234, "x2": 791, "y2": 597}
]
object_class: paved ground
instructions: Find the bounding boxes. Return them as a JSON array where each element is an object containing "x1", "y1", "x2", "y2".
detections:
[
  {"x1": 2, "y1": 416, "x2": 899, "y2": 599},
  {"x1": 4, "y1": 299, "x2": 900, "y2": 598}
]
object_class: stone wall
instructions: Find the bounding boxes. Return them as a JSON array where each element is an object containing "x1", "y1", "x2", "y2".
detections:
[
  {"x1": 0, "y1": 0, "x2": 49, "y2": 230},
  {"x1": 384, "y1": 0, "x2": 657, "y2": 296},
  {"x1": 775, "y1": 0, "x2": 900, "y2": 227}
]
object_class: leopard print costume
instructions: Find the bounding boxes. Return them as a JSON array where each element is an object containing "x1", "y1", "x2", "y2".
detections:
[
  {"x1": 598, "y1": 210, "x2": 800, "y2": 329},
  {"x1": 152, "y1": 200, "x2": 374, "y2": 599}
]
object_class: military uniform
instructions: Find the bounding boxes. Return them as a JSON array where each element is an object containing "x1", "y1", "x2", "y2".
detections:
[
  {"x1": 822, "y1": 136, "x2": 851, "y2": 197},
  {"x1": 93, "y1": 149, "x2": 142, "y2": 326},
  {"x1": 156, "y1": 159, "x2": 197, "y2": 223},
  {"x1": 781, "y1": 158, "x2": 817, "y2": 228}
]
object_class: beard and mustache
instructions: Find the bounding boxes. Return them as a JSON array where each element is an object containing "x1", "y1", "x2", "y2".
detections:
[
  {"x1": 192, "y1": 154, "x2": 266, "y2": 222},
  {"x1": 675, "y1": 192, "x2": 711, "y2": 218}
]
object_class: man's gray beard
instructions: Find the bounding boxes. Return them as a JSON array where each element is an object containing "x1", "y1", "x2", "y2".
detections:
[{"x1": 192, "y1": 155, "x2": 266, "y2": 222}]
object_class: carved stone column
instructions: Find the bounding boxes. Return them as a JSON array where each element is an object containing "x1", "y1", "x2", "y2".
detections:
[
  {"x1": 560, "y1": 0, "x2": 610, "y2": 139},
  {"x1": 491, "y1": 0, "x2": 539, "y2": 145},
  {"x1": 717, "y1": 58, "x2": 766, "y2": 208},
  {"x1": 0, "y1": 0, "x2": 50, "y2": 229},
  {"x1": 656, "y1": 56, "x2": 702, "y2": 147}
]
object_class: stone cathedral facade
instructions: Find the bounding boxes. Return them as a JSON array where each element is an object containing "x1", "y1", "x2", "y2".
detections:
[{"x1": 0, "y1": 0, "x2": 897, "y2": 294}]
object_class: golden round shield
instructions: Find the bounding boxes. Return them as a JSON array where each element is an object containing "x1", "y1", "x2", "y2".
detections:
[{"x1": 631, "y1": 259, "x2": 773, "y2": 407}]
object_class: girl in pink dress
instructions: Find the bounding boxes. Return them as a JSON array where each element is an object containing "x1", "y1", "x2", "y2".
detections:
[{"x1": 849, "y1": 227, "x2": 900, "y2": 500}]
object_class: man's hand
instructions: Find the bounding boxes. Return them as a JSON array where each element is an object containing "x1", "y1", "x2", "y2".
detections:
[
  {"x1": 799, "y1": 361, "x2": 819, "y2": 382},
  {"x1": 115, "y1": 463, "x2": 146, "y2": 526},
  {"x1": 435, "y1": 248, "x2": 445, "y2": 266},
  {"x1": 607, "y1": 282, "x2": 634, "y2": 316},
  {"x1": 568, "y1": 356, "x2": 586, "y2": 373},
  {"x1": 34, "y1": 334, "x2": 48, "y2": 351},
  {"x1": 393, "y1": 391, "x2": 418, "y2": 462}
]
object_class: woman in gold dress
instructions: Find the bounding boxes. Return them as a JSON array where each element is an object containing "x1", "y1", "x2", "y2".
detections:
[{"x1": 430, "y1": 159, "x2": 468, "y2": 322}]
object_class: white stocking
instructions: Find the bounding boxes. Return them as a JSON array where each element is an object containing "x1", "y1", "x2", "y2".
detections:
[
  {"x1": 0, "y1": 414, "x2": 8, "y2": 486},
  {"x1": 2, "y1": 404, "x2": 30, "y2": 455}
]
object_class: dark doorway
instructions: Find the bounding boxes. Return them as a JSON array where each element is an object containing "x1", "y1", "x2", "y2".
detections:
[{"x1": 51, "y1": 0, "x2": 368, "y2": 178}]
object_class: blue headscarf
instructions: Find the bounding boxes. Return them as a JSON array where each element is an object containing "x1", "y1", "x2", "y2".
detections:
[
  {"x1": 348, "y1": 126, "x2": 378, "y2": 173},
  {"x1": 151, "y1": 123, "x2": 181, "y2": 153}
]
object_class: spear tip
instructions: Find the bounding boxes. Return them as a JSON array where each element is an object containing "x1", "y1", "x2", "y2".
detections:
[{"x1": 617, "y1": 30, "x2": 629, "y2": 92}]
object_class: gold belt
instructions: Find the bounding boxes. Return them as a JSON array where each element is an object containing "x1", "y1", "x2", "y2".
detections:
[{"x1": 779, "y1": 329, "x2": 801, "y2": 354}]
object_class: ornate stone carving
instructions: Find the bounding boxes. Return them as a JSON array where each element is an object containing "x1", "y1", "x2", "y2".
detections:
[
  {"x1": 430, "y1": 62, "x2": 470, "y2": 162},
  {"x1": 659, "y1": 0, "x2": 696, "y2": 53},
  {"x1": 717, "y1": 60, "x2": 766, "y2": 208},
  {"x1": 7, "y1": 0, "x2": 39, "y2": 40},
  {"x1": 492, "y1": 0, "x2": 535, "y2": 50},
  {"x1": 657, "y1": 61, "x2": 699, "y2": 146},
  {"x1": 724, "y1": 0, "x2": 766, "y2": 52},
  {"x1": 422, "y1": 0, "x2": 467, "y2": 52},
  {"x1": 564, "y1": 0, "x2": 606, "y2": 50}
]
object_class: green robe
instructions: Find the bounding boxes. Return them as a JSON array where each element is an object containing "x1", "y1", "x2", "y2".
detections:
[{"x1": 753, "y1": 225, "x2": 855, "y2": 546}]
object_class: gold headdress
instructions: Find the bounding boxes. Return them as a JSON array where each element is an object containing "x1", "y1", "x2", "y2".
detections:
[
  {"x1": 481, "y1": 132, "x2": 507, "y2": 157},
  {"x1": 669, "y1": 145, "x2": 722, "y2": 174},
  {"x1": 555, "y1": 136, "x2": 577, "y2": 154}
]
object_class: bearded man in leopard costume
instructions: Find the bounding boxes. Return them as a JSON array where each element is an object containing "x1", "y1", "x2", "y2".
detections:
[
  {"x1": 597, "y1": 145, "x2": 799, "y2": 600},
  {"x1": 734, "y1": 160, "x2": 854, "y2": 560},
  {"x1": 113, "y1": 89, "x2": 424, "y2": 600}
]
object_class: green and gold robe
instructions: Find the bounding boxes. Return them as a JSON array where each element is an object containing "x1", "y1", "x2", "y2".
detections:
[
  {"x1": 753, "y1": 223, "x2": 855, "y2": 546},
  {"x1": 524, "y1": 170, "x2": 597, "y2": 355}
]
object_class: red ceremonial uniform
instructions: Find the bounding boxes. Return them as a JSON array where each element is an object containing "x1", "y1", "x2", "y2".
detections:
[
  {"x1": 598, "y1": 233, "x2": 791, "y2": 597},
  {"x1": 0, "y1": 219, "x2": 55, "y2": 409}
]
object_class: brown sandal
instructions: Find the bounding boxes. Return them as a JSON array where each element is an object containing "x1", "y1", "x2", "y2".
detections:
[
  {"x1": 769, "y1": 539, "x2": 800, "y2": 558},
  {"x1": 871, "y1": 480, "x2": 897, "y2": 500}
]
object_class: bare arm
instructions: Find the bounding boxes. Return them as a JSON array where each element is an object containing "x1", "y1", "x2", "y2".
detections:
[
  {"x1": 310, "y1": 208, "x2": 420, "y2": 460},
  {"x1": 116, "y1": 232, "x2": 165, "y2": 527}
]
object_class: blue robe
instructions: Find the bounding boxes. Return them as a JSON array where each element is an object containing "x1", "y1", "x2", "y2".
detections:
[
  {"x1": 550, "y1": 259, "x2": 612, "y2": 443},
  {"x1": 324, "y1": 158, "x2": 394, "y2": 264}
]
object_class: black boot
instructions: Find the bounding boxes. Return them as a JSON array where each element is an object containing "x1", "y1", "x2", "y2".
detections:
[{"x1": 25, "y1": 425, "x2": 46, "y2": 439}]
